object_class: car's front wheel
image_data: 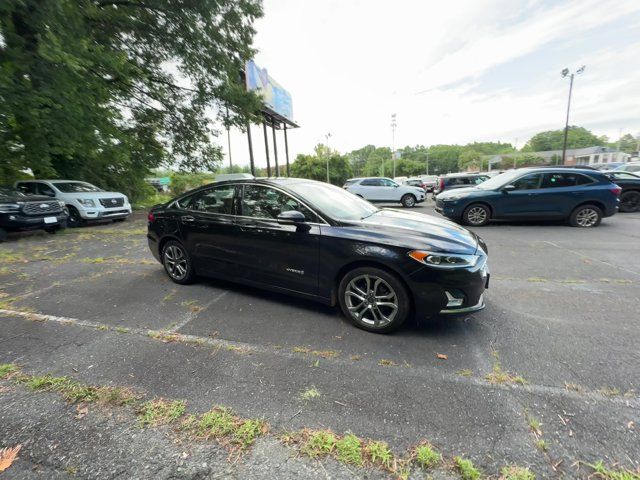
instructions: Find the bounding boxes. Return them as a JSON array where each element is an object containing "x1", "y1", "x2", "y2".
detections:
[
  {"x1": 67, "y1": 206, "x2": 85, "y2": 228},
  {"x1": 338, "y1": 266, "x2": 410, "y2": 333},
  {"x1": 0, "y1": 228, "x2": 7, "y2": 243},
  {"x1": 569, "y1": 204, "x2": 602, "y2": 227},
  {"x1": 401, "y1": 194, "x2": 416, "y2": 208},
  {"x1": 162, "y1": 240, "x2": 196, "y2": 284},
  {"x1": 619, "y1": 191, "x2": 640, "y2": 212},
  {"x1": 462, "y1": 203, "x2": 491, "y2": 226}
]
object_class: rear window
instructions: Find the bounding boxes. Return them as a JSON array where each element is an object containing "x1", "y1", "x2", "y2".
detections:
[
  {"x1": 541, "y1": 173, "x2": 594, "y2": 188},
  {"x1": 343, "y1": 180, "x2": 358, "y2": 187}
]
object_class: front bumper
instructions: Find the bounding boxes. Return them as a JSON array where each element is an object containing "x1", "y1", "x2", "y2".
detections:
[
  {"x1": 78, "y1": 205, "x2": 132, "y2": 220},
  {"x1": 0, "y1": 211, "x2": 69, "y2": 231}
]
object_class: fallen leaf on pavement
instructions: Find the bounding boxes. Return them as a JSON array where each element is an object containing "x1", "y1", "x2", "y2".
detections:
[
  {"x1": 436, "y1": 353, "x2": 448, "y2": 360},
  {"x1": 0, "y1": 445, "x2": 21, "y2": 472},
  {"x1": 75, "y1": 405, "x2": 89, "y2": 419},
  {"x1": 628, "y1": 421, "x2": 635, "y2": 429}
]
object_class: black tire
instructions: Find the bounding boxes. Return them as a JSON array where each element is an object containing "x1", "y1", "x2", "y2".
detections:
[
  {"x1": 569, "y1": 204, "x2": 602, "y2": 227},
  {"x1": 338, "y1": 266, "x2": 410, "y2": 333},
  {"x1": 162, "y1": 240, "x2": 196, "y2": 285},
  {"x1": 0, "y1": 228, "x2": 7, "y2": 243},
  {"x1": 45, "y1": 227, "x2": 61, "y2": 234},
  {"x1": 67, "y1": 206, "x2": 85, "y2": 228},
  {"x1": 462, "y1": 203, "x2": 491, "y2": 226},
  {"x1": 619, "y1": 191, "x2": 640, "y2": 213},
  {"x1": 113, "y1": 218, "x2": 127, "y2": 223},
  {"x1": 401, "y1": 194, "x2": 416, "y2": 208}
]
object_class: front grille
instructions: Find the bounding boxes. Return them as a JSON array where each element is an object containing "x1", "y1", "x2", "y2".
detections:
[
  {"x1": 99, "y1": 197, "x2": 124, "y2": 208},
  {"x1": 436, "y1": 199, "x2": 444, "y2": 209},
  {"x1": 22, "y1": 201, "x2": 62, "y2": 215}
]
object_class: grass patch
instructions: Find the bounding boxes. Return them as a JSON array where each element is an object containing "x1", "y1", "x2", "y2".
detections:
[
  {"x1": 137, "y1": 399, "x2": 186, "y2": 426},
  {"x1": 115, "y1": 326, "x2": 130, "y2": 334},
  {"x1": 589, "y1": 460, "x2": 640, "y2": 480},
  {"x1": 414, "y1": 443, "x2": 441, "y2": 469},
  {"x1": 457, "y1": 369, "x2": 473, "y2": 377},
  {"x1": 0, "y1": 363, "x2": 19, "y2": 379},
  {"x1": 301, "y1": 430, "x2": 337, "y2": 457},
  {"x1": 349, "y1": 355, "x2": 362, "y2": 361},
  {"x1": 311, "y1": 350, "x2": 339, "y2": 358},
  {"x1": 300, "y1": 387, "x2": 321, "y2": 402},
  {"x1": 564, "y1": 382, "x2": 584, "y2": 393},
  {"x1": 292, "y1": 346, "x2": 310, "y2": 354},
  {"x1": 599, "y1": 387, "x2": 621, "y2": 397},
  {"x1": 485, "y1": 363, "x2": 527, "y2": 385},
  {"x1": 501, "y1": 465, "x2": 536, "y2": 480},
  {"x1": 81, "y1": 257, "x2": 107, "y2": 263},
  {"x1": 181, "y1": 406, "x2": 267, "y2": 449},
  {"x1": 526, "y1": 414, "x2": 542, "y2": 436},
  {"x1": 527, "y1": 277, "x2": 547, "y2": 283},
  {"x1": 535, "y1": 439, "x2": 548, "y2": 452},
  {"x1": 455, "y1": 456, "x2": 482, "y2": 480},
  {"x1": 378, "y1": 359, "x2": 396, "y2": 366},
  {"x1": 364, "y1": 440, "x2": 393, "y2": 469},
  {"x1": 334, "y1": 433, "x2": 363, "y2": 466}
]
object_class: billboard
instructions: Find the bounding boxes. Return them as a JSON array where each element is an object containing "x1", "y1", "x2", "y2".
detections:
[{"x1": 245, "y1": 60, "x2": 293, "y2": 122}]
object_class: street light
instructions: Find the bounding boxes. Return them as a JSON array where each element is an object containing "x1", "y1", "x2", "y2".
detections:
[
  {"x1": 560, "y1": 65, "x2": 585, "y2": 164},
  {"x1": 325, "y1": 133, "x2": 332, "y2": 183}
]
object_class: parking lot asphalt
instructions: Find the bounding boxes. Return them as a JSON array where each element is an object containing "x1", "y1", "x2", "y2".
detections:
[{"x1": 1, "y1": 203, "x2": 639, "y2": 479}]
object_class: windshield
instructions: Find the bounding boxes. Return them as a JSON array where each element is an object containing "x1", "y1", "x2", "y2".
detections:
[
  {"x1": 53, "y1": 182, "x2": 102, "y2": 193},
  {"x1": 0, "y1": 187, "x2": 24, "y2": 198},
  {"x1": 287, "y1": 182, "x2": 379, "y2": 221},
  {"x1": 476, "y1": 170, "x2": 524, "y2": 190}
]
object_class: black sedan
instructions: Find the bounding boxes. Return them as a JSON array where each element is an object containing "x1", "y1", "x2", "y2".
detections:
[
  {"x1": 604, "y1": 171, "x2": 640, "y2": 212},
  {"x1": 147, "y1": 178, "x2": 489, "y2": 333}
]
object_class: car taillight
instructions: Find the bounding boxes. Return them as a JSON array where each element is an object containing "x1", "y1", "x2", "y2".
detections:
[
  {"x1": 148, "y1": 212, "x2": 155, "y2": 222},
  {"x1": 439, "y1": 178, "x2": 445, "y2": 190},
  {"x1": 610, "y1": 186, "x2": 621, "y2": 196}
]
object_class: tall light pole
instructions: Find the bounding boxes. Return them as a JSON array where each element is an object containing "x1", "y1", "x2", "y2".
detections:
[
  {"x1": 391, "y1": 113, "x2": 397, "y2": 178},
  {"x1": 560, "y1": 65, "x2": 585, "y2": 164},
  {"x1": 325, "y1": 133, "x2": 331, "y2": 183}
]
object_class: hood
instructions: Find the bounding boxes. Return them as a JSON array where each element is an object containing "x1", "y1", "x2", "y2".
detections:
[
  {"x1": 0, "y1": 194, "x2": 55, "y2": 203},
  {"x1": 437, "y1": 186, "x2": 480, "y2": 199},
  {"x1": 353, "y1": 209, "x2": 479, "y2": 254},
  {"x1": 60, "y1": 191, "x2": 126, "y2": 199}
]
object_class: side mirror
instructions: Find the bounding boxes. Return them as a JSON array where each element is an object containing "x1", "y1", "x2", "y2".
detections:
[
  {"x1": 277, "y1": 210, "x2": 306, "y2": 225},
  {"x1": 501, "y1": 184, "x2": 516, "y2": 193}
]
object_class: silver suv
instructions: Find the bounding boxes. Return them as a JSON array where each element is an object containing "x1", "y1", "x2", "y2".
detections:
[
  {"x1": 15, "y1": 180, "x2": 131, "y2": 227},
  {"x1": 343, "y1": 177, "x2": 425, "y2": 207}
]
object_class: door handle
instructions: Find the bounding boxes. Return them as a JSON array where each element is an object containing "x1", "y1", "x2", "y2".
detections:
[{"x1": 181, "y1": 215, "x2": 195, "y2": 222}]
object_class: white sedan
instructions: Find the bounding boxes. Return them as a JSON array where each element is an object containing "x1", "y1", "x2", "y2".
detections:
[{"x1": 343, "y1": 177, "x2": 426, "y2": 207}]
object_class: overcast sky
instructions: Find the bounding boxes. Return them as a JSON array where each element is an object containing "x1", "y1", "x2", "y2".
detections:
[{"x1": 223, "y1": 0, "x2": 640, "y2": 168}]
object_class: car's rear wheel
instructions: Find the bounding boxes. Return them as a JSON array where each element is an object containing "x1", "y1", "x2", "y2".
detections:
[
  {"x1": 462, "y1": 203, "x2": 490, "y2": 226},
  {"x1": 569, "y1": 204, "x2": 602, "y2": 227},
  {"x1": 162, "y1": 240, "x2": 196, "y2": 284},
  {"x1": 619, "y1": 191, "x2": 640, "y2": 212},
  {"x1": 67, "y1": 206, "x2": 85, "y2": 228},
  {"x1": 338, "y1": 267, "x2": 410, "y2": 333},
  {"x1": 401, "y1": 194, "x2": 416, "y2": 208}
]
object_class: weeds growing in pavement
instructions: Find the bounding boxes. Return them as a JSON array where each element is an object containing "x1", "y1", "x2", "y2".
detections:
[
  {"x1": 301, "y1": 430, "x2": 337, "y2": 457},
  {"x1": 485, "y1": 362, "x2": 527, "y2": 385},
  {"x1": 588, "y1": 460, "x2": 640, "y2": 480},
  {"x1": 0, "y1": 363, "x2": 19, "y2": 379},
  {"x1": 501, "y1": 465, "x2": 536, "y2": 480},
  {"x1": 137, "y1": 399, "x2": 186, "y2": 426},
  {"x1": 414, "y1": 443, "x2": 441, "y2": 469},
  {"x1": 180, "y1": 406, "x2": 267, "y2": 449},
  {"x1": 364, "y1": 441, "x2": 393, "y2": 469},
  {"x1": 335, "y1": 433, "x2": 363, "y2": 466},
  {"x1": 300, "y1": 387, "x2": 321, "y2": 402},
  {"x1": 455, "y1": 456, "x2": 482, "y2": 480}
]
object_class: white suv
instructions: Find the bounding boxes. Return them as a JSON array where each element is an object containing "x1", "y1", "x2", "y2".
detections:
[
  {"x1": 343, "y1": 177, "x2": 426, "y2": 207},
  {"x1": 15, "y1": 180, "x2": 132, "y2": 227}
]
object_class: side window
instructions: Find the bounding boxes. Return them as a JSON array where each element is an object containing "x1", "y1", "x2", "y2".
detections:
[
  {"x1": 381, "y1": 179, "x2": 396, "y2": 187},
  {"x1": 38, "y1": 184, "x2": 56, "y2": 196},
  {"x1": 541, "y1": 173, "x2": 591, "y2": 188},
  {"x1": 241, "y1": 185, "x2": 317, "y2": 222},
  {"x1": 187, "y1": 185, "x2": 236, "y2": 214},
  {"x1": 17, "y1": 182, "x2": 37, "y2": 195},
  {"x1": 511, "y1": 173, "x2": 543, "y2": 190},
  {"x1": 361, "y1": 179, "x2": 382, "y2": 186}
]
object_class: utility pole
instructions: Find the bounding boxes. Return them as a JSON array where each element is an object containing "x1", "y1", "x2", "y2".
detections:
[
  {"x1": 225, "y1": 107, "x2": 232, "y2": 169},
  {"x1": 391, "y1": 113, "x2": 397, "y2": 178},
  {"x1": 325, "y1": 133, "x2": 331, "y2": 183},
  {"x1": 560, "y1": 66, "x2": 585, "y2": 164}
]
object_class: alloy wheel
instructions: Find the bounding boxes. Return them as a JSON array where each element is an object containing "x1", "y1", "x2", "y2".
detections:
[
  {"x1": 164, "y1": 245, "x2": 188, "y2": 280},
  {"x1": 344, "y1": 274, "x2": 398, "y2": 327},
  {"x1": 575, "y1": 208, "x2": 599, "y2": 227},
  {"x1": 621, "y1": 192, "x2": 640, "y2": 212},
  {"x1": 403, "y1": 195, "x2": 415, "y2": 207},
  {"x1": 466, "y1": 206, "x2": 487, "y2": 225}
]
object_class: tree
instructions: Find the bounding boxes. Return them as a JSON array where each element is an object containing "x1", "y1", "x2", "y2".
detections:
[
  {"x1": 523, "y1": 126, "x2": 604, "y2": 152},
  {"x1": 290, "y1": 145, "x2": 353, "y2": 186},
  {"x1": 616, "y1": 133, "x2": 639, "y2": 154},
  {"x1": 458, "y1": 150, "x2": 482, "y2": 171},
  {"x1": 0, "y1": 0, "x2": 263, "y2": 198}
]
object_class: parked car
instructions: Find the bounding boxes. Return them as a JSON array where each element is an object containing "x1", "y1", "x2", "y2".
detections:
[
  {"x1": 603, "y1": 171, "x2": 640, "y2": 212},
  {"x1": 432, "y1": 173, "x2": 490, "y2": 199},
  {"x1": 613, "y1": 162, "x2": 640, "y2": 174},
  {"x1": 14, "y1": 180, "x2": 132, "y2": 227},
  {"x1": 401, "y1": 178, "x2": 428, "y2": 192},
  {"x1": 590, "y1": 162, "x2": 625, "y2": 171},
  {"x1": 343, "y1": 177, "x2": 425, "y2": 207},
  {"x1": 0, "y1": 187, "x2": 68, "y2": 242},
  {"x1": 398, "y1": 176, "x2": 438, "y2": 192},
  {"x1": 147, "y1": 178, "x2": 489, "y2": 333},
  {"x1": 435, "y1": 168, "x2": 620, "y2": 227}
]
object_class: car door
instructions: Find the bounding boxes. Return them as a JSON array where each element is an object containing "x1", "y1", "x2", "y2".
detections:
[
  {"x1": 233, "y1": 184, "x2": 320, "y2": 295},
  {"x1": 539, "y1": 172, "x2": 595, "y2": 217},
  {"x1": 356, "y1": 178, "x2": 384, "y2": 200},
  {"x1": 177, "y1": 184, "x2": 242, "y2": 278},
  {"x1": 15, "y1": 182, "x2": 39, "y2": 196},
  {"x1": 494, "y1": 172, "x2": 547, "y2": 218},
  {"x1": 379, "y1": 178, "x2": 401, "y2": 200}
]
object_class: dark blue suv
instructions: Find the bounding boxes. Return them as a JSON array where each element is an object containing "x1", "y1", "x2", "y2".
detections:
[{"x1": 435, "y1": 168, "x2": 620, "y2": 227}]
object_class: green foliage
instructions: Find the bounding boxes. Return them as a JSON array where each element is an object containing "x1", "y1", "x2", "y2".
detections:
[
  {"x1": 0, "y1": 363, "x2": 19, "y2": 378},
  {"x1": 589, "y1": 460, "x2": 640, "y2": 480},
  {"x1": 334, "y1": 433, "x2": 363, "y2": 466},
  {"x1": 458, "y1": 149, "x2": 483, "y2": 171},
  {"x1": 364, "y1": 441, "x2": 393, "y2": 469},
  {"x1": 0, "y1": 0, "x2": 263, "y2": 196},
  {"x1": 170, "y1": 172, "x2": 216, "y2": 195},
  {"x1": 290, "y1": 144, "x2": 353, "y2": 185},
  {"x1": 455, "y1": 456, "x2": 482, "y2": 480},
  {"x1": 615, "y1": 134, "x2": 639, "y2": 154},
  {"x1": 301, "y1": 430, "x2": 337, "y2": 457},
  {"x1": 414, "y1": 443, "x2": 441, "y2": 469},
  {"x1": 137, "y1": 399, "x2": 186, "y2": 426},
  {"x1": 501, "y1": 465, "x2": 536, "y2": 480},
  {"x1": 523, "y1": 126, "x2": 604, "y2": 152}
]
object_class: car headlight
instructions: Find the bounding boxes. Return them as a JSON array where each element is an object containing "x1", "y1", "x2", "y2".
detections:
[
  {"x1": 79, "y1": 199, "x2": 95, "y2": 207},
  {"x1": 0, "y1": 203, "x2": 21, "y2": 212},
  {"x1": 408, "y1": 250, "x2": 480, "y2": 268},
  {"x1": 57, "y1": 200, "x2": 65, "y2": 208}
]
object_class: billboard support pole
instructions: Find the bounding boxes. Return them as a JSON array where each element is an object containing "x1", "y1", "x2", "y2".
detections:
[
  {"x1": 284, "y1": 124, "x2": 290, "y2": 177},
  {"x1": 271, "y1": 117, "x2": 279, "y2": 177},
  {"x1": 262, "y1": 119, "x2": 271, "y2": 177},
  {"x1": 246, "y1": 123, "x2": 255, "y2": 176}
]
